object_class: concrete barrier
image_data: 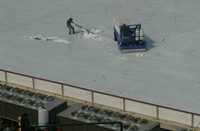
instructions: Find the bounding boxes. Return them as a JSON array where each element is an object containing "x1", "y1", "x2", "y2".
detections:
[
  {"x1": 194, "y1": 115, "x2": 200, "y2": 127},
  {"x1": 7, "y1": 73, "x2": 33, "y2": 88},
  {"x1": 125, "y1": 99, "x2": 157, "y2": 117},
  {"x1": 63, "y1": 85, "x2": 92, "y2": 102},
  {"x1": 1, "y1": 69, "x2": 200, "y2": 127},
  {"x1": 159, "y1": 107, "x2": 192, "y2": 126},
  {"x1": 94, "y1": 93, "x2": 123, "y2": 110},
  {"x1": 35, "y1": 79, "x2": 62, "y2": 95},
  {"x1": 0, "y1": 71, "x2": 5, "y2": 82}
]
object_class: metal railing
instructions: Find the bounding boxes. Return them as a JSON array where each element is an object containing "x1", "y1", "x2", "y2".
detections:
[
  {"x1": 0, "y1": 69, "x2": 199, "y2": 128},
  {"x1": 31, "y1": 122, "x2": 123, "y2": 131}
]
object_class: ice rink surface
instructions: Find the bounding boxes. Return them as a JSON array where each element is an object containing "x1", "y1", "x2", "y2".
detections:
[{"x1": 1, "y1": 0, "x2": 200, "y2": 113}]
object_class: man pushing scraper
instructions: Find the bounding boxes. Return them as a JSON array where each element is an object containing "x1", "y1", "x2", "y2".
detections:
[
  {"x1": 66, "y1": 17, "x2": 75, "y2": 35},
  {"x1": 66, "y1": 17, "x2": 95, "y2": 35}
]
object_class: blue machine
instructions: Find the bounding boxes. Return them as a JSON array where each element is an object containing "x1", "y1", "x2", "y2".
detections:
[{"x1": 113, "y1": 23, "x2": 147, "y2": 52}]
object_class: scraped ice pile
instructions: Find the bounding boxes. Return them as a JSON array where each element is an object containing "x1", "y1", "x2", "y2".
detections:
[
  {"x1": 90, "y1": 28, "x2": 102, "y2": 34},
  {"x1": 135, "y1": 53, "x2": 145, "y2": 57},
  {"x1": 82, "y1": 32, "x2": 102, "y2": 41},
  {"x1": 26, "y1": 35, "x2": 70, "y2": 44},
  {"x1": 81, "y1": 28, "x2": 102, "y2": 41},
  {"x1": 25, "y1": 28, "x2": 103, "y2": 43}
]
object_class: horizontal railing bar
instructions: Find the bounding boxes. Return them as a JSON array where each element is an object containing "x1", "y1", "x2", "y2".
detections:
[{"x1": 31, "y1": 121, "x2": 123, "y2": 128}]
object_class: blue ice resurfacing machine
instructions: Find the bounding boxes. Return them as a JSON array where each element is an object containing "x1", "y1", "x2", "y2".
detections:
[{"x1": 113, "y1": 21, "x2": 147, "y2": 52}]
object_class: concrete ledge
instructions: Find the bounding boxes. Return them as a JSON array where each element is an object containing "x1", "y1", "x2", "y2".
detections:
[
  {"x1": 125, "y1": 99, "x2": 157, "y2": 117},
  {"x1": 194, "y1": 115, "x2": 200, "y2": 127},
  {"x1": 159, "y1": 107, "x2": 192, "y2": 126},
  {"x1": 63, "y1": 85, "x2": 92, "y2": 102},
  {"x1": 7, "y1": 73, "x2": 33, "y2": 88},
  {"x1": 94, "y1": 93, "x2": 123, "y2": 110},
  {"x1": 0, "y1": 71, "x2": 5, "y2": 82},
  {"x1": 35, "y1": 79, "x2": 62, "y2": 95}
]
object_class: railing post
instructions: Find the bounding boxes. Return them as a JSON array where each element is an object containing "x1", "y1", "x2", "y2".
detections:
[
  {"x1": 156, "y1": 106, "x2": 159, "y2": 119},
  {"x1": 91, "y1": 91, "x2": 94, "y2": 105},
  {"x1": 123, "y1": 98, "x2": 126, "y2": 112},
  {"x1": 61, "y1": 84, "x2": 64, "y2": 96},
  {"x1": 192, "y1": 113, "x2": 194, "y2": 128},
  {"x1": 32, "y1": 78, "x2": 35, "y2": 89},
  {"x1": 5, "y1": 71, "x2": 8, "y2": 84}
]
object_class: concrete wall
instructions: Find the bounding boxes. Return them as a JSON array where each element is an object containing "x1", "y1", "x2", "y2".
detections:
[
  {"x1": 63, "y1": 85, "x2": 92, "y2": 102},
  {"x1": 159, "y1": 107, "x2": 192, "y2": 126},
  {"x1": 35, "y1": 79, "x2": 62, "y2": 95},
  {"x1": 194, "y1": 115, "x2": 200, "y2": 127},
  {"x1": 7, "y1": 73, "x2": 33, "y2": 88},
  {"x1": 94, "y1": 93, "x2": 123, "y2": 110},
  {"x1": 125, "y1": 100, "x2": 157, "y2": 117},
  {"x1": 0, "y1": 71, "x2": 5, "y2": 81}
]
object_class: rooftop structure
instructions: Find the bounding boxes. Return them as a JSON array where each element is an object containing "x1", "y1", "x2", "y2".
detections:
[
  {"x1": 58, "y1": 104, "x2": 160, "y2": 131},
  {"x1": 0, "y1": 84, "x2": 67, "y2": 124}
]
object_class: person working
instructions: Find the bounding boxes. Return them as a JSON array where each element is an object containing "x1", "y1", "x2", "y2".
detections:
[{"x1": 66, "y1": 17, "x2": 75, "y2": 35}]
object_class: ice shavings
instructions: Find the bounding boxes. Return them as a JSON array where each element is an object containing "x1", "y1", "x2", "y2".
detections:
[
  {"x1": 25, "y1": 35, "x2": 70, "y2": 44},
  {"x1": 81, "y1": 28, "x2": 102, "y2": 41}
]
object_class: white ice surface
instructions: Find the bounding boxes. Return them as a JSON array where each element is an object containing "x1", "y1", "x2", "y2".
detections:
[{"x1": 1, "y1": 0, "x2": 200, "y2": 113}]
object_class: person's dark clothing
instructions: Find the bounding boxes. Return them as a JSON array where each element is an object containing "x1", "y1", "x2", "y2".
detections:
[
  {"x1": 21, "y1": 114, "x2": 30, "y2": 131},
  {"x1": 67, "y1": 18, "x2": 75, "y2": 35}
]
